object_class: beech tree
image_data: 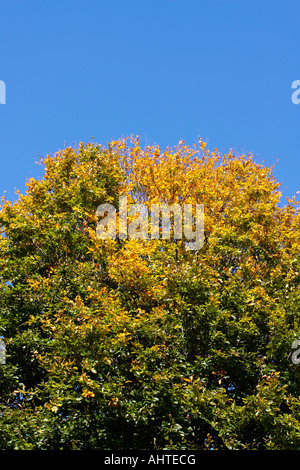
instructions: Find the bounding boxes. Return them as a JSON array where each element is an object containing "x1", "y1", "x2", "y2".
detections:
[{"x1": 0, "y1": 137, "x2": 300, "y2": 449}]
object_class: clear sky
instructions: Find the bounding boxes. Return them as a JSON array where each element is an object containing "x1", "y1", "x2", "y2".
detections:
[{"x1": 0, "y1": 0, "x2": 299, "y2": 203}]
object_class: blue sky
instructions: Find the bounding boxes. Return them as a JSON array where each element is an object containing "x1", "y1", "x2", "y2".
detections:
[{"x1": 0, "y1": 0, "x2": 299, "y2": 203}]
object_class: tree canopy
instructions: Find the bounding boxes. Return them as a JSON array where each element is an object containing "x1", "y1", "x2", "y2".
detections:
[{"x1": 0, "y1": 137, "x2": 300, "y2": 450}]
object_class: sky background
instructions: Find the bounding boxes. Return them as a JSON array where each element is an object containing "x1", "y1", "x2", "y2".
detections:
[{"x1": 0, "y1": 0, "x2": 299, "y2": 204}]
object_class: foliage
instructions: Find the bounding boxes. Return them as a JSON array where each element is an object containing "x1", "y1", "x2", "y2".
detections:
[{"x1": 0, "y1": 137, "x2": 300, "y2": 449}]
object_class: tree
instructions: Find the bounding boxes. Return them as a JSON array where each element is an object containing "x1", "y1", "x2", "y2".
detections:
[{"x1": 0, "y1": 137, "x2": 300, "y2": 450}]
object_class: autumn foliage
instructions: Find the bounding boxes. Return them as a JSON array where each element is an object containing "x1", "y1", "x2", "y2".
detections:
[{"x1": 0, "y1": 137, "x2": 300, "y2": 449}]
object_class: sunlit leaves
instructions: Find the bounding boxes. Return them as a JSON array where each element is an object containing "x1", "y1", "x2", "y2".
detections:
[{"x1": 0, "y1": 137, "x2": 299, "y2": 449}]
